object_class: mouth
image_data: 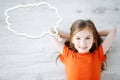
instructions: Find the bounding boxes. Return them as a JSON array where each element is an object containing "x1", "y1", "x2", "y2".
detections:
[{"x1": 79, "y1": 46, "x2": 87, "y2": 50}]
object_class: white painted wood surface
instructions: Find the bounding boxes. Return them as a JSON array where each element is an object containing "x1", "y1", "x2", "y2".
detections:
[{"x1": 0, "y1": 0, "x2": 120, "y2": 80}]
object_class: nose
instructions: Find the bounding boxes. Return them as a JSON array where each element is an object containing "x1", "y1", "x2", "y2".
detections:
[{"x1": 80, "y1": 39, "x2": 86, "y2": 47}]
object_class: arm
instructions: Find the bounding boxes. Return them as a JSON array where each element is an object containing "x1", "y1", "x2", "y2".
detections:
[
  {"x1": 101, "y1": 27, "x2": 117, "y2": 54},
  {"x1": 98, "y1": 29, "x2": 110, "y2": 36},
  {"x1": 57, "y1": 29, "x2": 70, "y2": 39},
  {"x1": 55, "y1": 28, "x2": 112, "y2": 38},
  {"x1": 49, "y1": 28, "x2": 65, "y2": 53}
]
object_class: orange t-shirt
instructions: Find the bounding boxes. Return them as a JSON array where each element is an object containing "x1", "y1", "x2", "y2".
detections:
[{"x1": 60, "y1": 45, "x2": 106, "y2": 80}]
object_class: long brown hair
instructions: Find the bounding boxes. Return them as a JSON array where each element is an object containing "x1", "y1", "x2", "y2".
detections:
[
  {"x1": 66, "y1": 19, "x2": 103, "y2": 52},
  {"x1": 57, "y1": 19, "x2": 106, "y2": 71}
]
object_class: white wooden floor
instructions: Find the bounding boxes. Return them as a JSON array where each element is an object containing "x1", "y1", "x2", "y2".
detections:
[{"x1": 0, "y1": 0, "x2": 120, "y2": 80}]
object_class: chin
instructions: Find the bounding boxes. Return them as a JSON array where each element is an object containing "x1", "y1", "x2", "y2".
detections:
[
  {"x1": 79, "y1": 51, "x2": 88, "y2": 53},
  {"x1": 78, "y1": 49, "x2": 89, "y2": 53}
]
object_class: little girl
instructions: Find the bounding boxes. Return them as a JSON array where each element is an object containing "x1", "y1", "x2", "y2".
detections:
[{"x1": 49, "y1": 19, "x2": 116, "y2": 80}]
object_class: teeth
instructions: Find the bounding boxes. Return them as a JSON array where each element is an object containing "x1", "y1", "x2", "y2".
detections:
[
  {"x1": 78, "y1": 46, "x2": 87, "y2": 49},
  {"x1": 80, "y1": 47, "x2": 87, "y2": 49}
]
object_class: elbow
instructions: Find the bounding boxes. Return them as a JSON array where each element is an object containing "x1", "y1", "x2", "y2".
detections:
[
  {"x1": 114, "y1": 27, "x2": 117, "y2": 32},
  {"x1": 112, "y1": 27, "x2": 117, "y2": 37},
  {"x1": 111, "y1": 26, "x2": 117, "y2": 33},
  {"x1": 113, "y1": 27, "x2": 117, "y2": 34}
]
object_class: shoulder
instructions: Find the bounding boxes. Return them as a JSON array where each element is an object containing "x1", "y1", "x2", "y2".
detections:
[
  {"x1": 93, "y1": 45, "x2": 106, "y2": 61},
  {"x1": 62, "y1": 45, "x2": 73, "y2": 54},
  {"x1": 94, "y1": 45, "x2": 104, "y2": 54}
]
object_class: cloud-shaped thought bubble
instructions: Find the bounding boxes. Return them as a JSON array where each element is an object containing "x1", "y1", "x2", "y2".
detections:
[{"x1": 5, "y1": 2, "x2": 62, "y2": 40}]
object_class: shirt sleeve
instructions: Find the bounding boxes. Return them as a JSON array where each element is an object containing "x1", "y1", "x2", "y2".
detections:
[
  {"x1": 59, "y1": 45, "x2": 70, "y2": 63},
  {"x1": 95, "y1": 45, "x2": 106, "y2": 62}
]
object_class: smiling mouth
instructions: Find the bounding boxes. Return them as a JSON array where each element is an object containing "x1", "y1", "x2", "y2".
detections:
[{"x1": 79, "y1": 46, "x2": 87, "y2": 49}]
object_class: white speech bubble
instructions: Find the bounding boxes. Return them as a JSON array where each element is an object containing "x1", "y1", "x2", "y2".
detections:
[{"x1": 5, "y1": 2, "x2": 62, "y2": 40}]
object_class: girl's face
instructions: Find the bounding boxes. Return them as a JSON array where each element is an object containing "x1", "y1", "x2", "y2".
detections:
[{"x1": 72, "y1": 28, "x2": 94, "y2": 53}]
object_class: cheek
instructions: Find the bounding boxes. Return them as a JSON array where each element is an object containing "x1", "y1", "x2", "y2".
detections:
[
  {"x1": 71, "y1": 38, "x2": 76, "y2": 44},
  {"x1": 71, "y1": 39, "x2": 78, "y2": 48},
  {"x1": 87, "y1": 40, "x2": 93, "y2": 47},
  {"x1": 89, "y1": 42, "x2": 93, "y2": 48}
]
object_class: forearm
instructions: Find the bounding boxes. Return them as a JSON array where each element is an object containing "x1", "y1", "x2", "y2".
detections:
[
  {"x1": 98, "y1": 27, "x2": 116, "y2": 36},
  {"x1": 60, "y1": 28, "x2": 110, "y2": 38},
  {"x1": 59, "y1": 28, "x2": 115, "y2": 37},
  {"x1": 58, "y1": 30, "x2": 70, "y2": 39},
  {"x1": 49, "y1": 28, "x2": 70, "y2": 40},
  {"x1": 60, "y1": 28, "x2": 116, "y2": 38}
]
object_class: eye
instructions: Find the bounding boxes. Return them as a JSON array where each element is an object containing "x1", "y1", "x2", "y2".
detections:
[
  {"x1": 76, "y1": 37, "x2": 81, "y2": 40},
  {"x1": 86, "y1": 37, "x2": 90, "y2": 39}
]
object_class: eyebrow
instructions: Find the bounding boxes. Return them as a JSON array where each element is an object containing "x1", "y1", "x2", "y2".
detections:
[
  {"x1": 86, "y1": 35, "x2": 92, "y2": 37},
  {"x1": 75, "y1": 35, "x2": 92, "y2": 37}
]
